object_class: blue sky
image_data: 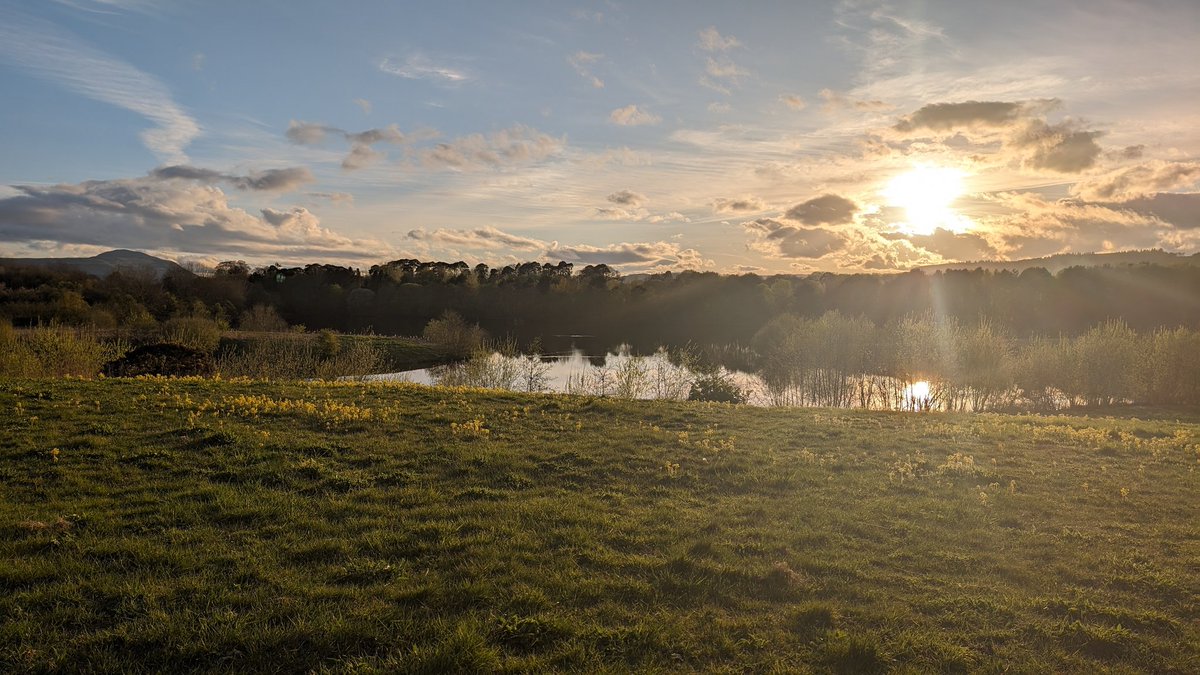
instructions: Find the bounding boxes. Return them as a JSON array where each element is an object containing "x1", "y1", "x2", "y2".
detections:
[{"x1": 1, "y1": 0, "x2": 1198, "y2": 272}]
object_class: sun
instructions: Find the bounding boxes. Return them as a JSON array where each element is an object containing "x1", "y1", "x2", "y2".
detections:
[{"x1": 883, "y1": 166, "x2": 970, "y2": 235}]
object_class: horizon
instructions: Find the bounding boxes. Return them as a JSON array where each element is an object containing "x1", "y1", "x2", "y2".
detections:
[{"x1": 1, "y1": 1, "x2": 1198, "y2": 273}]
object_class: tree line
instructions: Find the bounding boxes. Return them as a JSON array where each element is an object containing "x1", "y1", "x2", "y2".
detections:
[{"x1": 2, "y1": 257, "x2": 1198, "y2": 354}]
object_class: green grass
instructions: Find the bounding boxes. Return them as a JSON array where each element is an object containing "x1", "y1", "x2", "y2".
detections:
[{"x1": 1, "y1": 377, "x2": 1197, "y2": 673}]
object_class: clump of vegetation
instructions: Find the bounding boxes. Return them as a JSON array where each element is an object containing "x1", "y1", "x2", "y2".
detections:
[
  {"x1": 688, "y1": 369, "x2": 748, "y2": 403},
  {"x1": 422, "y1": 310, "x2": 487, "y2": 357},
  {"x1": 0, "y1": 321, "x2": 124, "y2": 377},
  {"x1": 102, "y1": 343, "x2": 215, "y2": 378},
  {"x1": 160, "y1": 316, "x2": 222, "y2": 353},
  {"x1": 239, "y1": 304, "x2": 289, "y2": 332},
  {"x1": 216, "y1": 332, "x2": 385, "y2": 380}
]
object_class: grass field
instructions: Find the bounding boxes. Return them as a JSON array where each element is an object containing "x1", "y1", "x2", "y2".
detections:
[{"x1": 1, "y1": 377, "x2": 1197, "y2": 673}]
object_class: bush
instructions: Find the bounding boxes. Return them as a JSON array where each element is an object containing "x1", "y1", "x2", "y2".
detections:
[
  {"x1": 239, "y1": 304, "x2": 289, "y2": 332},
  {"x1": 317, "y1": 329, "x2": 341, "y2": 359},
  {"x1": 689, "y1": 370, "x2": 748, "y2": 404},
  {"x1": 103, "y1": 343, "x2": 215, "y2": 378},
  {"x1": 161, "y1": 317, "x2": 222, "y2": 353},
  {"x1": 15, "y1": 325, "x2": 120, "y2": 377},
  {"x1": 422, "y1": 311, "x2": 486, "y2": 357}
]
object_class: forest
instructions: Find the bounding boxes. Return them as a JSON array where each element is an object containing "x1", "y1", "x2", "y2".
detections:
[{"x1": 3, "y1": 256, "x2": 1199, "y2": 349}]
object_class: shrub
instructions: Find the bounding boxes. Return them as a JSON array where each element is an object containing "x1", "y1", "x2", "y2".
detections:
[
  {"x1": 239, "y1": 304, "x2": 289, "y2": 332},
  {"x1": 18, "y1": 325, "x2": 118, "y2": 377},
  {"x1": 317, "y1": 329, "x2": 341, "y2": 359},
  {"x1": 422, "y1": 310, "x2": 486, "y2": 357},
  {"x1": 689, "y1": 370, "x2": 748, "y2": 404},
  {"x1": 161, "y1": 316, "x2": 222, "y2": 353}
]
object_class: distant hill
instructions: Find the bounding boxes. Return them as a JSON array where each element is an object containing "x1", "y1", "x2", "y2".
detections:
[
  {"x1": 916, "y1": 249, "x2": 1200, "y2": 274},
  {"x1": 0, "y1": 249, "x2": 189, "y2": 279}
]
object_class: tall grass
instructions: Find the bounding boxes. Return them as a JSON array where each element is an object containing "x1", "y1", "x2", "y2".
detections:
[
  {"x1": 0, "y1": 322, "x2": 126, "y2": 377},
  {"x1": 216, "y1": 333, "x2": 386, "y2": 380}
]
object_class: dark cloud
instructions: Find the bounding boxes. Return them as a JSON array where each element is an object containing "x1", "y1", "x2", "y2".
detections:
[
  {"x1": 712, "y1": 196, "x2": 766, "y2": 213},
  {"x1": 150, "y1": 165, "x2": 314, "y2": 192},
  {"x1": 0, "y1": 176, "x2": 384, "y2": 261},
  {"x1": 890, "y1": 99, "x2": 1102, "y2": 174},
  {"x1": 1012, "y1": 121, "x2": 1103, "y2": 173},
  {"x1": 784, "y1": 194, "x2": 859, "y2": 225},
  {"x1": 285, "y1": 121, "x2": 336, "y2": 145},
  {"x1": 889, "y1": 228, "x2": 999, "y2": 261},
  {"x1": 893, "y1": 100, "x2": 1025, "y2": 133},
  {"x1": 743, "y1": 218, "x2": 847, "y2": 259},
  {"x1": 606, "y1": 190, "x2": 646, "y2": 206},
  {"x1": 286, "y1": 120, "x2": 411, "y2": 171},
  {"x1": 1108, "y1": 193, "x2": 1200, "y2": 230}
]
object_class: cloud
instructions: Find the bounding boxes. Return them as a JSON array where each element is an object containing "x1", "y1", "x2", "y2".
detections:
[
  {"x1": 286, "y1": 120, "x2": 412, "y2": 171},
  {"x1": 418, "y1": 125, "x2": 566, "y2": 171},
  {"x1": 407, "y1": 225, "x2": 544, "y2": 251},
  {"x1": 549, "y1": 241, "x2": 709, "y2": 269},
  {"x1": 0, "y1": 12, "x2": 199, "y2": 162},
  {"x1": 150, "y1": 165, "x2": 314, "y2": 192},
  {"x1": 0, "y1": 176, "x2": 387, "y2": 262},
  {"x1": 889, "y1": 99, "x2": 1103, "y2": 174},
  {"x1": 308, "y1": 191, "x2": 354, "y2": 205},
  {"x1": 784, "y1": 194, "x2": 859, "y2": 225},
  {"x1": 286, "y1": 121, "x2": 336, "y2": 145},
  {"x1": 609, "y1": 105, "x2": 661, "y2": 126},
  {"x1": 893, "y1": 100, "x2": 1027, "y2": 133},
  {"x1": 568, "y1": 51, "x2": 604, "y2": 88},
  {"x1": 1103, "y1": 193, "x2": 1200, "y2": 230},
  {"x1": 353, "y1": 98, "x2": 373, "y2": 115},
  {"x1": 697, "y1": 27, "x2": 740, "y2": 52},
  {"x1": 341, "y1": 144, "x2": 383, "y2": 170},
  {"x1": 712, "y1": 196, "x2": 766, "y2": 213},
  {"x1": 887, "y1": 228, "x2": 999, "y2": 261},
  {"x1": 1071, "y1": 160, "x2": 1200, "y2": 202},
  {"x1": 606, "y1": 190, "x2": 647, "y2": 207},
  {"x1": 780, "y1": 94, "x2": 807, "y2": 110},
  {"x1": 1010, "y1": 120, "x2": 1102, "y2": 173},
  {"x1": 742, "y1": 218, "x2": 849, "y2": 259},
  {"x1": 378, "y1": 55, "x2": 471, "y2": 83},
  {"x1": 404, "y1": 225, "x2": 709, "y2": 270},
  {"x1": 979, "y1": 191, "x2": 1192, "y2": 258},
  {"x1": 818, "y1": 88, "x2": 889, "y2": 112}
]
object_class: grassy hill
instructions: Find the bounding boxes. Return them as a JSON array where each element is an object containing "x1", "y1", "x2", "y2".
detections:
[{"x1": 1, "y1": 378, "x2": 1197, "y2": 672}]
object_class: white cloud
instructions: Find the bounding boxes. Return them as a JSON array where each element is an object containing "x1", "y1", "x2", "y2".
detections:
[
  {"x1": 609, "y1": 105, "x2": 661, "y2": 126},
  {"x1": 568, "y1": 51, "x2": 604, "y2": 88},
  {"x1": 0, "y1": 12, "x2": 199, "y2": 162},
  {"x1": 379, "y1": 55, "x2": 471, "y2": 83},
  {"x1": 418, "y1": 125, "x2": 566, "y2": 171},
  {"x1": 697, "y1": 26, "x2": 741, "y2": 52}
]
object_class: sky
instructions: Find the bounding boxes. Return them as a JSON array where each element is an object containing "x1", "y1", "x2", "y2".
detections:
[{"x1": 0, "y1": 0, "x2": 1198, "y2": 274}]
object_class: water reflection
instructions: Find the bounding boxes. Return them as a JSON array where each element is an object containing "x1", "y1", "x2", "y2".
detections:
[{"x1": 365, "y1": 348, "x2": 982, "y2": 411}]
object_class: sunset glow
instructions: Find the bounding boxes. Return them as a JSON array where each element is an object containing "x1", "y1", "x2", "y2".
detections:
[{"x1": 884, "y1": 167, "x2": 969, "y2": 236}]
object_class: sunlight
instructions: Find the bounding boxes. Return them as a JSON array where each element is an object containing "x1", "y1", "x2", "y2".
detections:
[
  {"x1": 903, "y1": 380, "x2": 932, "y2": 410},
  {"x1": 883, "y1": 166, "x2": 970, "y2": 235}
]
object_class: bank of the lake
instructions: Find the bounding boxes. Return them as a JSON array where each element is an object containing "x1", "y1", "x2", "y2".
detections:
[{"x1": 2, "y1": 377, "x2": 1197, "y2": 672}]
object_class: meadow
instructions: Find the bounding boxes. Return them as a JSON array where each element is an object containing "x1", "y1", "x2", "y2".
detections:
[{"x1": 1, "y1": 377, "x2": 1197, "y2": 673}]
